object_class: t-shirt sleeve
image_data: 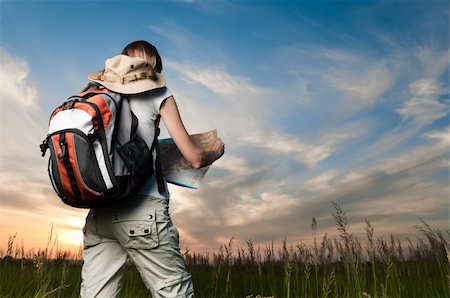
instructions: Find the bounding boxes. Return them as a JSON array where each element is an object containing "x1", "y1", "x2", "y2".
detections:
[{"x1": 152, "y1": 86, "x2": 173, "y2": 113}]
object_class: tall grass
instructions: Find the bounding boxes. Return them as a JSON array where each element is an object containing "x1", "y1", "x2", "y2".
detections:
[{"x1": 1, "y1": 203, "x2": 448, "y2": 297}]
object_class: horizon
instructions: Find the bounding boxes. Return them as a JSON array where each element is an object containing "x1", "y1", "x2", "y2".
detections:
[
  {"x1": 0, "y1": 0, "x2": 449, "y2": 255},
  {"x1": 2, "y1": 212, "x2": 444, "y2": 260}
]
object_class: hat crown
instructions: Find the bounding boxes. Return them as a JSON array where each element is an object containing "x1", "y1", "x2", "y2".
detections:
[
  {"x1": 88, "y1": 54, "x2": 165, "y2": 94},
  {"x1": 104, "y1": 55, "x2": 152, "y2": 77}
]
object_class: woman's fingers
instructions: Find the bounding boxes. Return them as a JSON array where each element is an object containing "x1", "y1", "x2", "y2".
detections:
[{"x1": 213, "y1": 138, "x2": 225, "y2": 159}]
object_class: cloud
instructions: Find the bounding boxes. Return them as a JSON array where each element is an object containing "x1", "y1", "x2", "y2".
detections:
[
  {"x1": 0, "y1": 50, "x2": 47, "y2": 181},
  {"x1": 2, "y1": 6, "x2": 448, "y2": 254},
  {"x1": 169, "y1": 124, "x2": 449, "y2": 250},
  {"x1": 304, "y1": 170, "x2": 340, "y2": 192},
  {"x1": 281, "y1": 47, "x2": 395, "y2": 116},
  {"x1": 166, "y1": 59, "x2": 264, "y2": 97},
  {"x1": 306, "y1": 127, "x2": 449, "y2": 217},
  {"x1": 396, "y1": 49, "x2": 449, "y2": 127},
  {"x1": 165, "y1": 58, "x2": 342, "y2": 169},
  {"x1": 354, "y1": 49, "x2": 449, "y2": 164},
  {"x1": 396, "y1": 78, "x2": 448, "y2": 125},
  {"x1": 292, "y1": 46, "x2": 450, "y2": 169},
  {"x1": 154, "y1": 34, "x2": 449, "y2": 251},
  {"x1": 240, "y1": 132, "x2": 334, "y2": 167},
  {"x1": 324, "y1": 61, "x2": 393, "y2": 110},
  {"x1": 165, "y1": 56, "x2": 375, "y2": 169},
  {"x1": 0, "y1": 49, "x2": 87, "y2": 251}
]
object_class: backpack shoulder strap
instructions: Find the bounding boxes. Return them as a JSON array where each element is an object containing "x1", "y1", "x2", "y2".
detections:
[
  {"x1": 81, "y1": 82, "x2": 103, "y2": 93},
  {"x1": 112, "y1": 92, "x2": 166, "y2": 195},
  {"x1": 152, "y1": 114, "x2": 166, "y2": 194}
]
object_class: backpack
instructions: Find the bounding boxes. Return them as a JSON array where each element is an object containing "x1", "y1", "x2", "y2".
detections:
[{"x1": 39, "y1": 84, "x2": 165, "y2": 208}]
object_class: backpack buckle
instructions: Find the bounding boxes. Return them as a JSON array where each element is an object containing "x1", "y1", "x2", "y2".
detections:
[
  {"x1": 40, "y1": 138, "x2": 49, "y2": 157},
  {"x1": 57, "y1": 133, "x2": 67, "y2": 159},
  {"x1": 88, "y1": 130, "x2": 100, "y2": 142},
  {"x1": 63, "y1": 99, "x2": 79, "y2": 110},
  {"x1": 57, "y1": 142, "x2": 67, "y2": 159}
]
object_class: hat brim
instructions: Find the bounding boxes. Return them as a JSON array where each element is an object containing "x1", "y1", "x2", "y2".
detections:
[{"x1": 87, "y1": 70, "x2": 166, "y2": 95}]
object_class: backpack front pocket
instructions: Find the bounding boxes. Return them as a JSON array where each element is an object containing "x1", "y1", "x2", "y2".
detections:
[
  {"x1": 116, "y1": 134, "x2": 154, "y2": 177},
  {"x1": 48, "y1": 129, "x2": 107, "y2": 202}
]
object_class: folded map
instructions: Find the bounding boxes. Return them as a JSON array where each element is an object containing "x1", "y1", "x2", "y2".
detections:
[{"x1": 159, "y1": 129, "x2": 218, "y2": 189}]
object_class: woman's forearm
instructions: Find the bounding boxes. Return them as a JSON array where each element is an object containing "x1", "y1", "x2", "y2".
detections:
[{"x1": 161, "y1": 97, "x2": 224, "y2": 169}]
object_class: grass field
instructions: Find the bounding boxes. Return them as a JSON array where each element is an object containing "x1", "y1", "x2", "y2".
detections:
[{"x1": 1, "y1": 203, "x2": 448, "y2": 297}]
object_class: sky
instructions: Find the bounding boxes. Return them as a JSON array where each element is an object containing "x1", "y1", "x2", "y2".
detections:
[{"x1": 0, "y1": 0, "x2": 449, "y2": 255}]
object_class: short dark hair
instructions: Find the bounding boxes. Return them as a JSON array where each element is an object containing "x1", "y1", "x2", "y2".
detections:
[{"x1": 121, "y1": 40, "x2": 163, "y2": 73}]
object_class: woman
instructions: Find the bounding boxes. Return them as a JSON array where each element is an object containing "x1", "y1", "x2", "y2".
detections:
[{"x1": 80, "y1": 40, "x2": 224, "y2": 298}]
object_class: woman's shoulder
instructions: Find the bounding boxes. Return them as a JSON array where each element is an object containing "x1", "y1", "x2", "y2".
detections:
[
  {"x1": 151, "y1": 86, "x2": 172, "y2": 99},
  {"x1": 128, "y1": 86, "x2": 171, "y2": 100},
  {"x1": 131, "y1": 86, "x2": 172, "y2": 100},
  {"x1": 128, "y1": 86, "x2": 173, "y2": 114}
]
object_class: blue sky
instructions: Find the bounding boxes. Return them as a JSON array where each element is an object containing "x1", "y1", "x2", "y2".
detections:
[{"x1": 0, "y1": 0, "x2": 448, "y2": 253}]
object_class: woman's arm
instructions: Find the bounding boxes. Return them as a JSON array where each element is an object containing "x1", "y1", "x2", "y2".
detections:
[{"x1": 159, "y1": 96, "x2": 224, "y2": 169}]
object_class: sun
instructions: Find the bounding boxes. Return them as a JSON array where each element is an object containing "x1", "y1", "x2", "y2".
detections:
[{"x1": 56, "y1": 216, "x2": 85, "y2": 249}]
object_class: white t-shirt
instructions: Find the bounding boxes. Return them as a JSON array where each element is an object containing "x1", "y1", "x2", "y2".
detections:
[{"x1": 128, "y1": 87, "x2": 172, "y2": 199}]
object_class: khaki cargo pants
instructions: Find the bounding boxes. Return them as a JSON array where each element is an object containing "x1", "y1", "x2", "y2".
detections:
[{"x1": 80, "y1": 196, "x2": 194, "y2": 298}]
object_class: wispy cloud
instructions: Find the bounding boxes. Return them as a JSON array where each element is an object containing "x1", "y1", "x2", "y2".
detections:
[
  {"x1": 0, "y1": 50, "x2": 46, "y2": 181},
  {"x1": 304, "y1": 170, "x2": 340, "y2": 192},
  {"x1": 324, "y1": 60, "x2": 393, "y2": 111},
  {"x1": 396, "y1": 78, "x2": 448, "y2": 125},
  {"x1": 395, "y1": 49, "x2": 449, "y2": 125},
  {"x1": 241, "y1": 132, "x2": 336, "y2": 168},
  {"x1": 0, "y1": 49, "x2": 87, "y2": 250},
  {"x1": 166, "y1": 60, "x2": 264, "y2": 97},
  {"x1": 165, "y1": 57, "x2": 365, "y2": 168},
  {"x1": 1, "y1": 1, "x2": 448, "y2": 254},
  {"x1": 159, "y1": 43, "x2": 449, "y2": 250}
]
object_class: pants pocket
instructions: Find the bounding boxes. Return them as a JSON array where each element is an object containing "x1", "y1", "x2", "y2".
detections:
[
  {"x1": 112, "y1": 209, "x2": 159, "y2": 249},
  {"x1": 83, "y1": 211, "x2": 102, "y2": 248}
]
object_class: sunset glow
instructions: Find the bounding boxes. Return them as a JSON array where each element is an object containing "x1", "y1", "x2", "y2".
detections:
[{"x1": 1, "y1": 1, "x2": 448, "y2": 256}]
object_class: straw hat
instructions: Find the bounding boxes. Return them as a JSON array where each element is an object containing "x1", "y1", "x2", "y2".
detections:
[{"x1": 88, "y1": 54, "x2": 165, "y2": 94}]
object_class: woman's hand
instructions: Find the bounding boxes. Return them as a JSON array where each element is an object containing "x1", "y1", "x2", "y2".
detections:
[
  {"x1": 210, "y1": 138, "x2": 225, "y2": 162},
  {"x1": 198, "y1": 138, "x2": 225, "y2": 168}
]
